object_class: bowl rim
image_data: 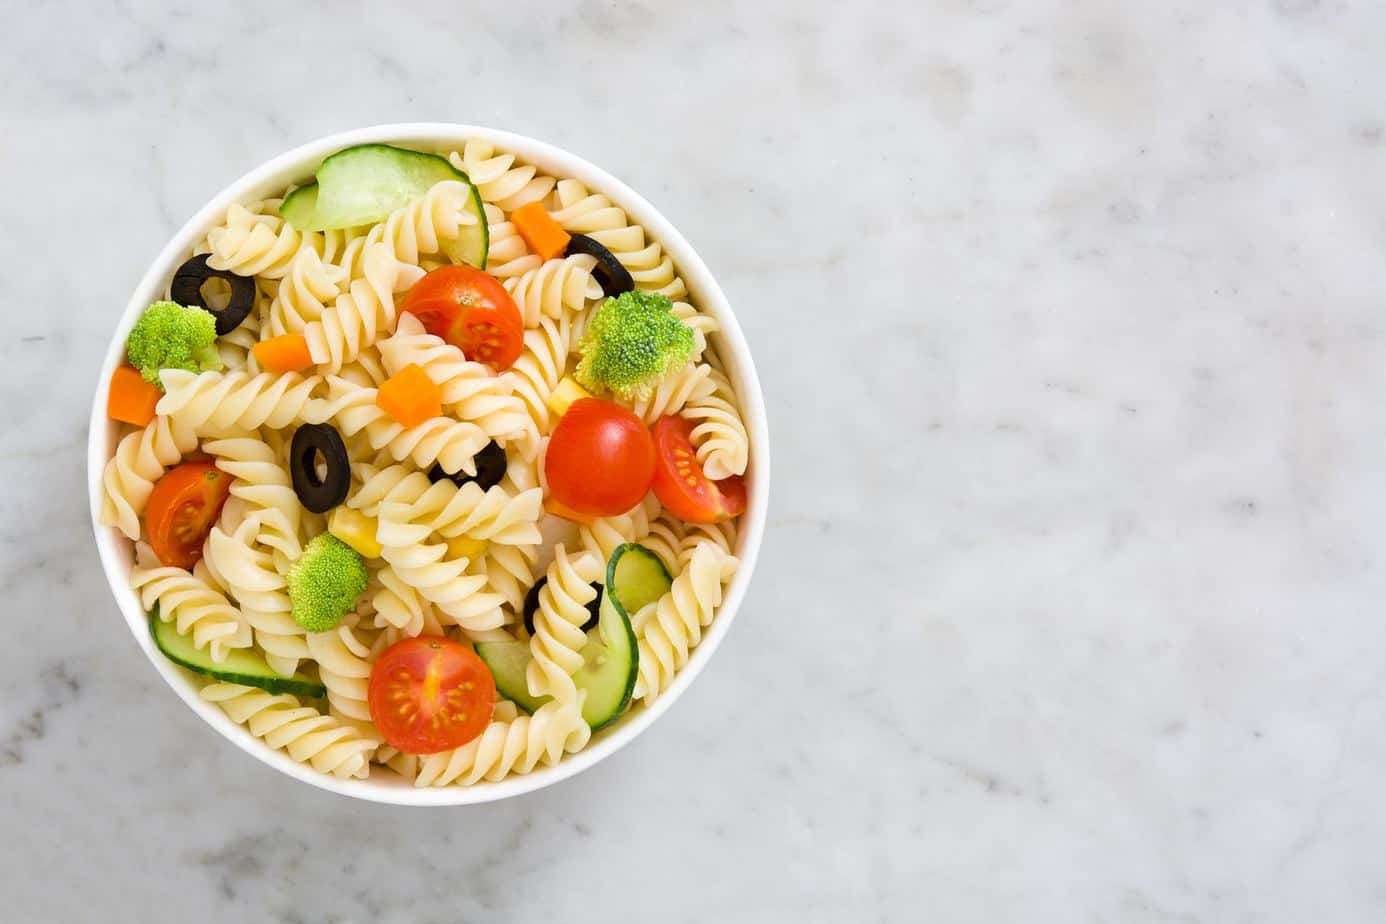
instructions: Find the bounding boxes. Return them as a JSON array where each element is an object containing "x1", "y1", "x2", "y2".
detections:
[{"x1": 86, "y1": 122, "x2": 770, "y2": 805}]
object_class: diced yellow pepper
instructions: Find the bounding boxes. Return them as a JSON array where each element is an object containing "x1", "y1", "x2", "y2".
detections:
[
  {"x1": 444, "y1": 535, "x2": 489, "y2": 562},
  {"x1": 547, "y1": 376, "x2": 594, "y2": 419},
  {"x1": 328, "y1": 507, "x2": 382, "y2": 559}
]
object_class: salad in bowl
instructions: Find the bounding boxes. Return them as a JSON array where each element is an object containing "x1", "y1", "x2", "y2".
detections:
[{"x1": 88, "y1": 125, "x2": 766, "y2": 803}]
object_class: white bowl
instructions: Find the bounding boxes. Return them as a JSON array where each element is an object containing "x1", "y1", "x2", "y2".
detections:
[{"x1": 86, "y1": 123, "x2": 769, "y2": 805}]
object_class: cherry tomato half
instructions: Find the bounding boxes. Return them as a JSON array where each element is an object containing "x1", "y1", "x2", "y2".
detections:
[
  {"x1": 545, "y1": 398, "x2": 656, "y2": 517},
  {"x1": 145, "y1": 461, "x2": 233, "y2": 569},
  {"x1": 367, "y1": 636, "x2": 497, "y2": 755},
  {"x1": 650, "y1": 415, "x2": 747, "y2": 524},
  {"x1": 402, "y1": 266, "x2": 523, "y2": 370}
]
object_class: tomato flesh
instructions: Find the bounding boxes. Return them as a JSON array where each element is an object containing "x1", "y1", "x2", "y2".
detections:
[
  {"x1": 651, "y1": 415, "x2": 747, "y2": 524},
  {"x1": 402, "y1": 266, "x2": 523, "y2": 370},
  {"x1": 145, "y1": 462, "x2": 233, "y2": 569},
  {"x1": 545, "y1": 398, "x2": 656, "y2": 517},
  {"x1": 368, "y1": 637, "x2": 497, "y2": 754}
]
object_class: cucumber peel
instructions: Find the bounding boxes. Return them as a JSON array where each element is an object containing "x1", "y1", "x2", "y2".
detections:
[
  {"x1": 149, "y1": 607, "x2": 325, "y2": 697},
  {"x1": 277, "y1": 143, "x2": 488, "y2": 268}
]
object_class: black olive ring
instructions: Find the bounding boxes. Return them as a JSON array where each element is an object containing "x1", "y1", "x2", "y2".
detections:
[
  {"x1": 428, "y1": 440, "x2": 508, "y2": 491},
  {"x1": 565, "y1": 234, "x2": 634, "y2": 298},
  {"x1": 170, "y1": 254, "x2": 257, "y2": 335},
  {"x1": 290, "y1": 423, "x2": 351, "y2": 514}
]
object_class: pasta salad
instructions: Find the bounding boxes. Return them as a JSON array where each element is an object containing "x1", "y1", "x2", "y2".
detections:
[{"x1": 99, "y1": 141, "x2": 751, "y2": 786}]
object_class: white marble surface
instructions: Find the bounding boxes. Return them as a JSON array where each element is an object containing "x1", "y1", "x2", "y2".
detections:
[{"x1": 4, "y1": 0, "x2": 1386, "y2": 919}]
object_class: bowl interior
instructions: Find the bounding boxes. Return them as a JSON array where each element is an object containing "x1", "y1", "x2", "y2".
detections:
[{"x1": 87, "y1": 123, "x2": 769, "y2": 804}]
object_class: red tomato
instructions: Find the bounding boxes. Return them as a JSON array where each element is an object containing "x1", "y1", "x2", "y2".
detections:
[
  {"x1": 402, "y1": 266, "x2": 523, "y2": 370},
  {"x1": 650, "y1": 415, "x2": 747, "y2": 523},
  {"x1": 368, "y1": 637, "x2": 497, "y2": 755},
  {"x1": 145, "y1": 462, "x2": 233, "y2": 569},
  {"x1": 545, "y1": 398, "x2": 655, "y2": 517}
]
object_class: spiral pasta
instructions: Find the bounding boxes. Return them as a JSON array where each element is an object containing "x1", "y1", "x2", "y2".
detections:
[
  {"x1": 302, "y1": 241, "x2": 415, "y2": 374},
  {"x1": 202, "y1": 512, "x2": 308, "y2": 676},
  {"x1": 546, "y1": 179, "x2": 686, "y2": 299},
  {"x1": 448, "y1": 141, "x2": 555, "y2": 212},
  {"x1": 305, "y1": 622, "x2": 376, "y2": 722},
  {"x1": 156, "y1": 369, "x2": 321, "y2": 435},
  {"x1": 508, "y1": 312, "x2": 575, "y2": 439},
  {"x1": 379, "y1": 314, "x2": 534, "y2": 448},
  {"x1": 413, "y1": 699, "x2": 590, "y2": 787},
  {"x1": 633, "y1": 541, "x2": 739, "y2": 702},
  {"x1": 305, "y1": 376, "x2": 492, "y2": 477},
  {"x1": 377, "y1": 476, "x2": 544, "y2": 549},
  {"x1": 525, "y1": 546, "x2": 603, "y2": 705},
  {"x1": 467, "y1": 543, "x2": 538, "y2": 613},
  {"x1": 99, "y1": 416, "x2": 199, "y2": 540},
  {"x1": 205, "y1": 201, "x2": 307, "y2": 280},
  {"x1": 266, "y1": 245, "x2": 347, "y2": 337},
  {"x1": 369, "y1": 563, "x2": 445, "y2": 637},
  {"x1": 202, "y1": 434, "x2": 302, "y2": 566},
  {"x1": 481, "y1": 203, "x2": 540, "y2": 280},
  {"x1": 131, "y1": 543, "x2": 252, "y2": 662},
  {"x1": 626, "y1": 361, "x2": 716, "y2": 424},
  {"x1": 682, "y1": 366, "x2": 750, "y2": 480},
  {"x1": 200, "y1": 682, "x2": 377, "y2": 779},
  {"x1": 577, "y1": 494, "x2": 661, "y2": 566},
  {"x1": 503, "y1": 255, "x2": 602, "y2": 329}
]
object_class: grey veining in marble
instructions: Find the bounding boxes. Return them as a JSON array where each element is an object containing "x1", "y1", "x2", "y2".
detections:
[{"x1": 5, "y1": 0, "x2": 1386, "y2": 920}]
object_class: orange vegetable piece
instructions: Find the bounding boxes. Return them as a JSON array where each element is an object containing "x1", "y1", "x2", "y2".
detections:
[
  {"x1": 252, "y1": 334, "x2": 314, "y2": 373},
  {"x1": 543, "y1": 496, "x2": 596, "y2": 525},
  {"x1": 510, "y1": 201, "x2": 571, "y2": 261},
  {"x1": 107, "y1": 365, "x2": 163, "y2": 426},
  {"x1": 376, "y1": 363, "x2": 441, "y2": 428}
]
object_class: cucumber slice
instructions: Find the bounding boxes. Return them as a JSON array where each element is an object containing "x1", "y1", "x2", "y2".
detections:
[
  {"x1": 475, "y1": 543, "x2": 670, "y2": 729},
  {"x1": 279, "y1": 183, "x2": 318, "y2": 229},
  {"x1": 440, "y1": 177, "x2": 489, "y2": 271},
  {"x1": 474, "y1": 637, "x2": 550, "y2": 715},
  {"x1": 149, "y1": 608, "x2": 325, "y2": 698}
]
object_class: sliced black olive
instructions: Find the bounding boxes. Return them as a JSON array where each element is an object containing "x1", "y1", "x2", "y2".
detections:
[
  {"x1": 522, "y1": 578, "x2": 603, "y2": 637},
  {"x1": 170, "y1": 254, "x2": 257, "y2": 335},
  {"x1": 290, "y1": 423, "x2": 350, "y2": 513},
  {"x1": 427, "y1": 440, "x2": 508, "y2": 491},
  {"x1": 565, "y1": 233, "x2": 634, "y2": 297}
]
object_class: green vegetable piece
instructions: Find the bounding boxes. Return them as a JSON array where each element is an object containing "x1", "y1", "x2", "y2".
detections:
[
  {"x1": 287, "y1": 533, "x2": 368, "y2": 633},
  {"x1": 574, "y1": 290, "x2": 694, "y2": 401},
  {"x1": 125, "y1": 300, "x2": 223, "y2": 388}
]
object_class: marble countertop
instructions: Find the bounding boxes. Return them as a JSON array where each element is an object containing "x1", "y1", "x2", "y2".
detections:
[{"x1": 5, "y1": 0, "x2": 1386, "y2": 920}]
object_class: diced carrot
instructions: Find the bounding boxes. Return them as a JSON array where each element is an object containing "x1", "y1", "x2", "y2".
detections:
[
  {"x1": 510, "y1": 201, "x2": 571, "y2": 261},
  {"x1": 544, "y1": 496, "x2": 596, "y2": 525},
  {"x1": 107, "y1": 365, "x2": 163, "y2": 426},
  {"x1": 376, "y1": 363, "x2": 441, "y2": 428},
  {"x1": 252, "y1": 334, "x2": 314, "y2": 373}
]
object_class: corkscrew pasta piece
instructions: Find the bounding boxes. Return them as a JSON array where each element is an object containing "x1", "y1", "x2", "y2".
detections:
[
  {"x1": 200, "y1": 682, "x2": 378, "y2": 779},
  {"x1": 546, "y1": 178, "x2": 687, "y2": 299},
  {"x1": 99, "y1": 415, "x2": 199, "y2": 540},
  {"x1": 156, "y1": 369, "x2": 321, "y2": 435},
  {"x1": 369, "y1": 563, "x2": 446, "y2": 637},
  {"x1": 205, "y1": 201, "x2": 308, "y2": 280},
  {"x1": 633, "y1": 541, "x2": 739, "y2": 702},
  {"x1": 266, "y1": 246, "x2": 347, "y2": 337},
  {"x1": 525, "y1": 545, "x2": 603, "y2": 705},
  {"x1": 577, "y1": 494, "x2": 661, "y2": 566},
  {"x1": 305, "y1": 621, "x2": 377, "y2": 722},
  {"x1": 201, "y1": 512, "x2": 308, "y2": 676},
  {"x1": 379, "y1": 314, "x2": 534, "y2": 448},
  {"x1": 377, "y1": 476, "x2": 544, "y2": 549},
  {"x1": 503, "y1": 255, "x2": 602, "y2": 329},
  {"x1": 201, "y1": 434, "x2": 302, "y2": 566},
  {"x1": 131, "y1": 543, "x2": 252, "y2": 663},
  {"x1": 481, "y1": 203, "x2": 541, "y2": 280},
  {"x1": 682, "y1": 366, "x2": 750, "y2": 480},
  {"x1": 508, "y1": 312, "x2": 576, "y2": 439},
  {"x1": 302, "y1": 241, "x2": 416, "y2": 373},
  {"x1": 448, "y1": 141, "x2": 555, "y2": 212},
  {"x1": 626, "y1": 361, "x2": 716, "y2": 425},
  {"x1": 412, "y1": 699, "x2": 590, "y2": 787}
]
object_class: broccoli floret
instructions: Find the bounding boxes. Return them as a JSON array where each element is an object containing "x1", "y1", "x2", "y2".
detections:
[
  {"x1": 287, "y1": 533, "x2": 368, "y2": 633},
  {"x1": 125, "y1": 300, "x2": 222, "y2": 388},
  {"x1": 575, "y1": 291, "x2": 694, "y2": 401}
]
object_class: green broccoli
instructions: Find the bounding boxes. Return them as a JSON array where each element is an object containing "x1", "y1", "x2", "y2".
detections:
[
  {"x1": 125, "y1": 300, "x2": 222, "y2": 388},
  {"x1": 287, "y1": 533, "x2": 368, "y2": 633},
  {"x1": 574, "y1": 290, "x2": 695, "y2": 401}
]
